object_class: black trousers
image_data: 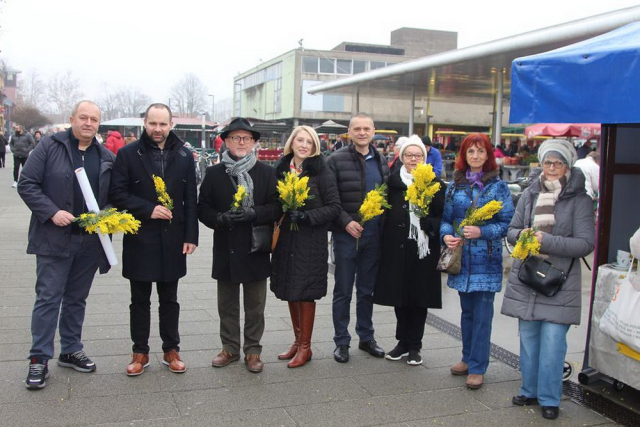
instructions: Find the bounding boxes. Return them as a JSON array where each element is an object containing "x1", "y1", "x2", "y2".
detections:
[
  {"x1": 129, "y1": 280, "x2": 180, "y2": 354},
  {"x1": 13, "y1": 156, "x2": 27, "y2": 181},
  {"x1": 0, "y1": 152, "x2": 5, "y2": 167},
  {"x1": 394, "y1": 306, "x2": 429, "y2": 351}
]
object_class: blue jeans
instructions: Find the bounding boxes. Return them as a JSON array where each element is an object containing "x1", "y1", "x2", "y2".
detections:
[
  {"x1": 459, "y1": 291, "x2": 495, "y2": 374},
  {"x1": 332, "y1": 232, "x2": 380, "y2": 346},
  {"x1": 30, "y1": 234, "x2": 101, "y2": 361},
  {"x1": 518, "y1": 319, "x2": 570, "y2": 407}
]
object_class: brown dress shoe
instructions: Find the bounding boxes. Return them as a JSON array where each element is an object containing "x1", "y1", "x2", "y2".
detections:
[
  {"x1": 245, "y1": 354, "x2": 264, "y2": 373},
  {"x1": 450, "y1": 361, "x2": 469, "y2": 376},
  {"x1": 126, "y1": 353, "x2": 150, "y2": 376},
  {"x1": 163, "y1": 349, "x2": 186, "y2": 373},
  {"x1": 211, "y1": 350, "x2": 240, "y2": 368},
  {"x1": 466, "y1": 374, "x2": 484, "y2": 389}
]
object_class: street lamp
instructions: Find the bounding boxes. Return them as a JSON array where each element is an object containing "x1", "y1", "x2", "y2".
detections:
[{"x1": 208, "y1": 94, "x2": 215, "y2": 123}]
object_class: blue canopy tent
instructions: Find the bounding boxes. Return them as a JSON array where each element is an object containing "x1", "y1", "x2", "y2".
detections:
[
  {"x1": 508, "y1": 23, "x2": 640, "y2": 395},
  {"x1": 510, "y1": 22, "x2": 640, "y2": 124}
]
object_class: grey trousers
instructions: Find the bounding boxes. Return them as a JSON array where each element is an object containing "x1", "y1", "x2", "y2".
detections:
[
  {"x1": 29, "y1": 234, "x2": 101, "y2": 361},
  {"x1": 217, "y1": 280, "x2": 266, "y2": 355}
]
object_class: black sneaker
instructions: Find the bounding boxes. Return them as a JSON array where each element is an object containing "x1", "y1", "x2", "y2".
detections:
[
  {"x1": 407, "y1": 350, "x2": 423, "y2": 366},
  {"x1": 25, "y1": 359, "x2": 49, "y2": 390},
  {"x1": 57, "y1": 351, "x2": 96, "y2": 372},
  {"x1": 385, "y1": 345, "x2": 408, "y2": 361}
]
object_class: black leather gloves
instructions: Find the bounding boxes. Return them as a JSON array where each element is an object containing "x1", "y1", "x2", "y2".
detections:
[
  {"x1": 289, "y1": 210, "x2": 309, "y2": 225},
  {"x1": 230, "y1": 207, "x2": 256, "y2": 222},
  {"x1": 216, "y1": 211, "x2": 235, "y2": 228}
]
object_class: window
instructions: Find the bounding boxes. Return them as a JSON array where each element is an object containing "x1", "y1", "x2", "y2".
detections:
[
  {"x1": 302, "y1": 56, "x2": 318, "y2": 73},
  {"x1": 336, "y1": 59, "x2": 351, "y2": 75},
  {"x1": 319, "y1": 58, "x2": 335, "y2": 74},
  {"x1": 273, "y1": 78, "x2": 282, "y2": 114},
  {"x1": 370, "y1": 61, "x2": 386, "y2": 70},
  {"x1": 353, "y1": 60, "x2": 366, "y2": 74}
]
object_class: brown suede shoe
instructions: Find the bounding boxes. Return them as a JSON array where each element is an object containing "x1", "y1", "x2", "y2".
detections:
[
  {"x1": 126, "y1": 353, "x2": 150, "y2": 376},
  {"x1": 466, "y1": 374, "x2": 484, "y2": 389},
  {"x1": 211, "y1": 350, "x2": 240, "y2": 368},
  {"x1": 245, "y1": 354, "x2": 264, "y2": 373},
  {"x1": 163, "y1": 349, "x2": 186, "y2": 373},
  {"x1": 450, "y1": 361, "x2": 469, "y2": 376}
]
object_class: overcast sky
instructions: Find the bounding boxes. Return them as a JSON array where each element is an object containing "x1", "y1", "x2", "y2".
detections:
[{"x1": 1, "y1": 0, "x2": 639, "y2": 108}]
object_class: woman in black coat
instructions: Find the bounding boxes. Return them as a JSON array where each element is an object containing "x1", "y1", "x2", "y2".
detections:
[
  {"x1": 374, "y1": 135, "x2": 445, "y2": 366},
  {"x1": 271, "y1": 126, "x2": 341, "y2": 368}
]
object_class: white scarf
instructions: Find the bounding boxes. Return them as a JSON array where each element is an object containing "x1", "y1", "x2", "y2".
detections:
[{"x1": 400, "y1": 165, "x2": 430, "y2": 259}]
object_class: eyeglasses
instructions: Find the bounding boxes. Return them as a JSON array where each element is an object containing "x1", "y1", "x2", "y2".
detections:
[
  {"x1": 229, "y1": 136, "x2": 254, "y2": 143},
  {"x1": 543, "y1": 160, "x2": 565, "y2": 168},
  {"x1": 403, "y1": 153, "x2": 424, "y2": 160}
]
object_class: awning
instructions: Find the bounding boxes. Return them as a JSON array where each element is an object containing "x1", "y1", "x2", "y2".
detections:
[
  {"x1": 510, "y1": 22, "x2": 640, "y2": 124},
  {"x1": 314, "y1": 120, "x2": 348, "y2": 134},
  {"x1": 525, "y1": 123, "x2": 601, "y2": 139}
]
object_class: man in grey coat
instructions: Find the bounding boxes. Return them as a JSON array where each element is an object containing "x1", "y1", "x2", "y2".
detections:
[
  {"x1": 10, "y1": 124, "x2": 35, "y2": 187},
  {"x1": 18, "y1": 100, "x2": 114, "y2": 390}
]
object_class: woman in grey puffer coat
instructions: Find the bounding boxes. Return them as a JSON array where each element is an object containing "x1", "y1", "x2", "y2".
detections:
[{"x1": 501, "y1": 139, "x2": 595, "y2": 421}]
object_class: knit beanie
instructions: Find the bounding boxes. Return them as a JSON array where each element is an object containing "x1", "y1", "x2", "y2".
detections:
[
  {"x1": 399, "y1": 135, "x2": 427, "y2": 160},
  {"x1": 538, "y1": 139, "x2": 577, "y2": 167}
]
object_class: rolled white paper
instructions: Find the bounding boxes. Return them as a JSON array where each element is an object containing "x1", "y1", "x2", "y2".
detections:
[{"x1": 74, "y1": 167, "x2": 118, "y2": 266}]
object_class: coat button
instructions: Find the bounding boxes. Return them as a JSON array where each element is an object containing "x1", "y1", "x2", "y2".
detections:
[
  {"x1": 230, "y1": 249, "x2": 234, "y2": 254},
  {"x1": 399, "y1": 244, "x2": 404, "y2": 249},
  {"x1": 403, "y1": 204, "x2": 407, "y2": 209}
]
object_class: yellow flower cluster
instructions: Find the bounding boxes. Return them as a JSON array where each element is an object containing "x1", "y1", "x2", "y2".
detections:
[
  {"x1": 359, "y1": 183, "x2": 391, "y2": 225},
  {"x1": 231, "y1": 185, "x2": 247, "y2": 212},
  {"x1": 277, "y1": 172, "x2": 313, "y2": 212},
  {"x1": 459, "y1": 200, "x2": 503, "y2": 227},
  {"x1": 405, "y1": 163, "x2": 441, "y2": 217},
  {"x1": 511, "y1": 229, "x2": 541, "y2": 260},
  {"x1": 75, "y1": 208, "x2": 141, "y2": 235},
  {"x1": 152, "y1": 175, "x2": 173, "y2": 210}
]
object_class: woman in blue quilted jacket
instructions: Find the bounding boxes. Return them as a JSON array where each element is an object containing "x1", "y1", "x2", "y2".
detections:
[{"x1": 440, "y1": 133, "x2": 514, "y2": 389}]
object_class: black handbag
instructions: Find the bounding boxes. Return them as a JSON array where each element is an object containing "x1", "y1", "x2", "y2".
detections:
[
  {"x1": 518, "y1": 256, "x2": 575, "y2": 297},
  {"x1": 250, "y1": 224, "x2": 273, "y2": 254}
]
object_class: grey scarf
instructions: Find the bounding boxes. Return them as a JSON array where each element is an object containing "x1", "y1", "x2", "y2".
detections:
[{"x1": 221, "y1": 150, "x2": 257, "y2": 208}]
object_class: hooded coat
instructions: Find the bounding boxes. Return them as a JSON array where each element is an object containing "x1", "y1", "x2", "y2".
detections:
[
  {"x1": 10, "y1": 131, "x2": 35, "y2": 158},
  {"x1": 270, "y1": 154, "x2": 341, "y2": 301},
  {"x1": 439, "y1": 169, "x2": 515, "y2": 293},
  {"x1": 109, "y1": 130, "x2": 199, "y2": 282},
  {"x1": 105, "y1": 131, "x2": 125, "y2": 155},
  {"x1": 501, "y1": 168, "x2": 595, "y2": 325},
  {"x1": 374, "y1": 167, "x2": 445, "y2": 308}
]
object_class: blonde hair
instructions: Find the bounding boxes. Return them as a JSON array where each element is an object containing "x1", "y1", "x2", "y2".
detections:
[{"x1": 284, "y1": 126, "x2": 321, "y2": 157}]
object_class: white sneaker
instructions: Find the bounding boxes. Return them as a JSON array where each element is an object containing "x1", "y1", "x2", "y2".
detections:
[{"x1": 11, "y1": 181, "x2": 17, "y2": 188}]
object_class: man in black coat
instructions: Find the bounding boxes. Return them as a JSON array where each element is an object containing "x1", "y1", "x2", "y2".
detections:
[
  {"x1": 327, "y1": 113, "x2": 390, "y2": 363},
  {"x1": 198, "y1": 117, "x2": 280, "y2": 374},
  {"x1": 18, "y1": 100, "x2": 114, "y2": 390},
  {"x1": 110, "y1": 103, "x2": 198, "y2": 376}
]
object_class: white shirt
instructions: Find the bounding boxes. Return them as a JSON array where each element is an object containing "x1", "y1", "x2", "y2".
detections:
[{"x1": 574, "y1": 157, "x2": 599, "y2": 198}]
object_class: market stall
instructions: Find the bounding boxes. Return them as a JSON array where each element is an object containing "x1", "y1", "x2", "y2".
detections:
[{"x1": 510, "y1": 22, "x2": 640, "y2": 391}]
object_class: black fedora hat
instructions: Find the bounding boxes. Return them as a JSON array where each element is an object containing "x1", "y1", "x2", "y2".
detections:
[{"x1": 220, "y1": 117, "x2": 260, "y2": 141}]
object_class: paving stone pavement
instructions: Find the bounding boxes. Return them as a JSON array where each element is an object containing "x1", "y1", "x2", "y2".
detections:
[{"x1": 0, "y1": 157, "x2": 617, "y2": 426}]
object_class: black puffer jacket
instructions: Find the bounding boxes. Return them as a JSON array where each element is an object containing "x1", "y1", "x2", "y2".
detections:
[
  {"x1": 326, "y1": 143, "x2": 389, "y2": 232},
  {"x1": 270, "y1": 154, "x2": 341, "y2": 301}
]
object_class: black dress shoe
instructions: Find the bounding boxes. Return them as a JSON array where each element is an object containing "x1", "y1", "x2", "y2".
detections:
[
  {"x1": 541, "y1": 406, "x2": 559, "y2": 420},
  {"x1": 333, "y1": 345, "x2": 349, "y2": 363},
  {"x1": 358, "y1": 340, "x2": 385, "y2": 358},
  {"x1": 512, "y1": 395, "x2": 539, "y2": 406}
]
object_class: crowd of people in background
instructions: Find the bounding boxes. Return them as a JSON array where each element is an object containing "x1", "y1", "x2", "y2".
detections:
[{"x1": 6, "y1": 103, "x2": 600, "y2": 421}]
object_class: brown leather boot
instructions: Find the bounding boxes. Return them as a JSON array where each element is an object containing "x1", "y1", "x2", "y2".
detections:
[
  {"x1": 278, "y1": 302, "x2": 301, "y2": 360},
  {"x1": 126, "y1": 353, "x2": 149, "y2": 376},
  {"x1": 288, "y1": 301, "x2": 315, "y2": 368}
]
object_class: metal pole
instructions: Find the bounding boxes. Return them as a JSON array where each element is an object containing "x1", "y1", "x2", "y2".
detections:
[
  {"x1": 409, "y1": 86, "x2": 415, "y2": 135},
  {"x1": 209, "y1": 94, "x2": 215, "y2": 123},
  {"x1": 493, "y1": 69, "x2": 504, "y2": 147},
  {"x1": 201, "y1": 113, "x2": 206, "y2": 151}
]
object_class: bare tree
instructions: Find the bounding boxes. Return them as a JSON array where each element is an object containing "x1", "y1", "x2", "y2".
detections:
[
  {"x1": 12, "y1": 105, "x2": 52, "y2": 130},
  {"x1": 170, "y1": 74, "x2": 207, "y2": 117},
  {"x1": 17, "y1": 69, "x2": 47, "y2": 109},
  {"x1": 98, "y1": 84, "x2": 121, "y2": 121},
  {"x1": 47, "y1": 71, "x2": 84, "y2": 117},
  {"x1": 115, "y1": 87, "x2": 150, "y2": 117}
]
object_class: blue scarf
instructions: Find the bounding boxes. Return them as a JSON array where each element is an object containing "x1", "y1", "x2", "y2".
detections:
[{"x1": 466, "y1": 169, "x2": 485, "y2": 191}]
